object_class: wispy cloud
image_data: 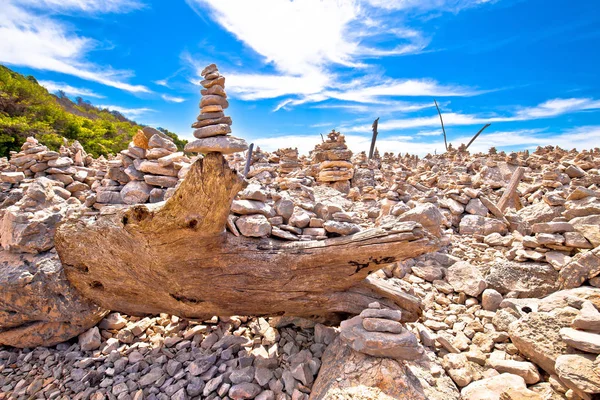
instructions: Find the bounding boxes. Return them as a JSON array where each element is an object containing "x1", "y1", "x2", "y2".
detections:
[
  {"x1": 185, "y1": 0, "x2": 493, "y2": 110},
  {"x1": 161, "y1": 94, "x2": 186, "y2": 103},
  {"x1": 97, "y1": 104, "x2": 154, "y2": 119},
  {"x1": 345, "y1": 97, "x2": 600, "y2": 132},
  {"x1": 0, "y1": 0, "x2": 150, "y2": 93},
  {"x1": 17, "y1": 0, "x2": 145, "y2": 13},
  {"x1": 39, "y1": 80, "x2": 105, "y2": 98},
  {"x1": 250, "y1": 125, "x2": 600, "y2": 157}
]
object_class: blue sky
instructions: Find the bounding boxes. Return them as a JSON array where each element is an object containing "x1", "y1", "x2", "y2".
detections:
[{"x1": 1, "y1": 0, "x2": 599, "y2": 155}]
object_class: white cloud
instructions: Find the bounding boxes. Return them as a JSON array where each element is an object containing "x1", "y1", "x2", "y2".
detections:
[
  {"x1": 345, "y1": 97, "x2": 600, "y2": 132},
  {"x1": 0, "y1": 1, "x2": 150, "y2": 94},
  {"x1": 161, "y1": 94, "x2": 186, "y2": 103},
  {"x1": 250, "y1": 125, "x2": 600, "y2": 157},
  {"x1": 417, "y1": 129, "x2": 443, "y2": 136},
  {"x1": 97, "y1": 104, "x2": 154, "y2": 119},
  {"x1": 364, "y1": 0, "x2": 496, "y2": 12},
  {"x1": 39, "y1": 80, "x2": 105, "y2": 98},
  {"x1": 515, "y1": 98, "x2": 600, "y2": 118},
  {"x1": 186, "y1": 0, "x2": 490, "y2": 110},
  {"x1": 17, "y1": 0, "x2": 144, "y2": 13}
]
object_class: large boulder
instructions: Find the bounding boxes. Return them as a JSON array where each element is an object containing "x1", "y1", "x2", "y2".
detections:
[
  {"x1": 459, "y1": 215, "x2": 507, "y2": 236},
  {"x1": 558, "y1": 247, "x2": 600, "y2": 289},
  {"x1": 0, "y1": 178, "x2": 76, "y2": 253},
  {"x1": 446, "y1": 261, "x2": 486, "y2": 297},
  {"x1": 508, "y1": 310, "x2": 576, "y2": 375},
  {"x1": 0, "y1": 251, "x2": 107, "y2": 348},
  {"x1": 310, "y1": 335, "x2": 460, "y2": 400},
  {"x1": 398, "y1": 203, "x2": 445, "y2": 238},
  {"x1": 485, "y1": 260, "x2": 560, "y2": 298}
]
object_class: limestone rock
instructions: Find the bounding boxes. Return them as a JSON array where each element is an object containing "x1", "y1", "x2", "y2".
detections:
[
  {"x1": 485, "y1": 260, "x2": 560, "y2": 298},
  {"x1": 555, "y1": 354, "x2": 600, "y2": 395},
  {"x1": 340, "y1": 316, "x2": 422, "y2": 360},
  {"x1": 236, "y1": 214, "x2": 272, "y2": 237},
  {"x1": 446, "y1": 261, "x2": 486, "y2": 297},
  {"x1": 0, "y1": 251, "x2": 107, "y2": 348},
  {"x1": 121, "y1": 180, "x2": 153, "y2": 205},
  {"x1": 311, "y1": 335, "x2": 460, "y2": 400},
  {"x1": 185, "y1": 136, "x2": 248, "y2": 154}
]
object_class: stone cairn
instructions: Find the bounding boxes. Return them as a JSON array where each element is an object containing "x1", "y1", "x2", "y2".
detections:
[
  {"x1": 313, "y1": 130, "x2": 353, "y2": 194},
  {"x1": 340, "y1": 301, "x2": 423, "y2": 360},
  {"x1": 276, "y1": 148, "x2": 301, "y2": 177},
  {"x1": 185, "y1": 64, "x2": 248, "y2": 155},
  {"x1": 1, "y1": 137, "x2": 96, "y2": 203},
  {"x1": 92, "y1": 127, "x2": 191, "y2": 208}
]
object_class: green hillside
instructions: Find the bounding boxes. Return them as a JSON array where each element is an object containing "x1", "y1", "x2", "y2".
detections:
[{"x1": 0, "y1": 65, "x2": 186, "y2": 158}]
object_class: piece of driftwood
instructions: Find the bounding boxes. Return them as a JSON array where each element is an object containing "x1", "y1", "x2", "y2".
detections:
[
  {"x1": 497, "y1": 167, "x2": 525, "y2": 212},
  {"x1": 243, "y1": 143, "x2": 254, "y2": 177},
  {"x1": 434, "y1": 99, "x2": 448, "y2": 151},
  {"x1": 55, "y1": 153, "x2": 438, "y2": 322},
  {"x1": 368, "y1": 117, "x2": 379, "y2": 160},
  {"x1": 465, "y1": 123, "x2": 491, "y2": 150}
]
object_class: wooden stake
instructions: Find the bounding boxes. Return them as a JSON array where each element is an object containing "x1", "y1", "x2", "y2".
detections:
[
  {"x1": 369, "y1": 117, "x2": 379, "y2": 159},
  {"x1": 465, "y1": 123, "x2": 491, "y2": 150},
  {"x1": 244, "y1": 143, "x2": 254, "y2": 177},
  {"x1": 497, "y1": 167, "x2": 525, "y2": 212},
  {"x1": 434, "y1": 99, "x2": 448, "y2": 151}
]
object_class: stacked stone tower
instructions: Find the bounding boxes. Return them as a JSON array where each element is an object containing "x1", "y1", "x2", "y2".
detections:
[{"x1": 185, "y1": 64, "x2": 248, "y2": 155}]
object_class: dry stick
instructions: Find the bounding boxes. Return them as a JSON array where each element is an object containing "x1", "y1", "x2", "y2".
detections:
[
  {"x1": 320, "y1": 133, "x2": 324, "y2": 143},
  {"x1": 434, "y1": 99, "x2": 448, "y2": 151},
  {"x1": 369, "y1": 117, "x2": 380, "y2": 159},
  {"x1": 243, "y1": 143, "x2": 254, "y2": 177},
  {"x1": 466, "y1": 123, "x2": 492, "y2": 150},
  {"x1": 497, "y1": 166, "x2": 525, "y2": 212}
]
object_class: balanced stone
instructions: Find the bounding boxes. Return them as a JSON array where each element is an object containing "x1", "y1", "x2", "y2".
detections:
[
  {"x1": 200, "y1": 95, "x2": 229, "y2": 109},
  {"x1": 201, "y1": 63, "x2": 218, "y2": 76},
  {"x1": 362, "y1": 318, "x2": 405, "y2": 334},
  {"x1": 185, "y1": 136, "x2": 248, "y2": 155},
  {"x1": 194, "y1": 124, "x2": 232, "y2": 139},
  {"x1": 202, "y1": 85, "x2": 227, "y2": 97},
  {"x1": 192, "y1": 116, "x2": 232, "y2": 129},
  {"x1": 201, "y1": 105, "x2": 223, "y2": 114},
  {"x1": 359, "y1": 308, "x2": 403, "y2": 322},
  {"x1": 197, "y1": 112, "x2": 225, "y2": 121},
  {"x1": 201, "y1": 76, "x2": 226, "y2": 89}
]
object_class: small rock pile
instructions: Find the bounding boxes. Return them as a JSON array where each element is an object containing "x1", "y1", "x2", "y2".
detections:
[
  {"x1": 1, "y1": 137, "x2": 96, "y2": 203},
  {"x1": 185, "y1": 64, "x2": 248, "y2": 155},
  {"x1": 276, "y1": 148, "x2": 301, "y2": 177},
  {"x1": 313, "y1": 130, "x2": 354, "y2": 194},
  {"x1": 340, "y1": 302, "x2": 423, "y2": 360},
  {"x1": 93, "y1": 127, "x2": 191, "y2": 208}
]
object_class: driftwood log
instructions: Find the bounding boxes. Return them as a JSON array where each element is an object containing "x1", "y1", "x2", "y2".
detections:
[{"x1": 55, "y1": 153, "x2": 439, "y2": 322}]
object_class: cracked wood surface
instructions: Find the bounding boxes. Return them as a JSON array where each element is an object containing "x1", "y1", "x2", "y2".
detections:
[{"x1": 55, "y1": 153, "x2": 439, "y2": 322}]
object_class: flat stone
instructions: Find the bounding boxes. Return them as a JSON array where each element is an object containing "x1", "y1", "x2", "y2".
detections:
[
  {"x1": 144, "y1": 175, "x2": 178, "y2": 188},
  {"x1": 340, "y1": 316, "x2": 422, "y2": 360},
  {"x1": 560, "y1": 327, "x2": 600, "y2": 353},
  {"x1": 447, "y1": 261, "x2": 486, "y2": 297},
  {"x1": 121, "y1": 181, "x2": 152, "y2": 204},
  {"x1": 148, "y1": 134, "x2": 177, "y2": 152},
  {"x1": 359, "y1": 308, "x2": 402, "y2": 322},
  {"x1": 0, "y1": 172, "x2": 25, "y2": 184},
  {"x1": 362, "y1": 318, "x2": 404, "y2": 333},
  {"x1": 200, "y1": 95, "x2": 229, "y2": 109},
  {"x1": 201, "y1": 84, "x2": 227, "y2": 97},
  {"x1": 573, "y1": 301, "x2": 600, "y2": 331},
  {"x1": 555, "y1": 354, "x2": 600, "y2": 395},
  {"x1": 487, "y1": 359, "x2": 541, "y2": 384},
  {"x1": 185, "y1": 136, "x2": 248, "y2": 154},
  {"x1": 197, "y1": 111, "x2": 225, "y2": 121},
  {"x1": 192, "y1": 116, "x2": 232, "y2": 129},
  {"x1": 193, "y1": 124, "x2": 232, "y2": 138},
  {"x1": 236, "y1": 214, "x2": 271, "y2": 237}
]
